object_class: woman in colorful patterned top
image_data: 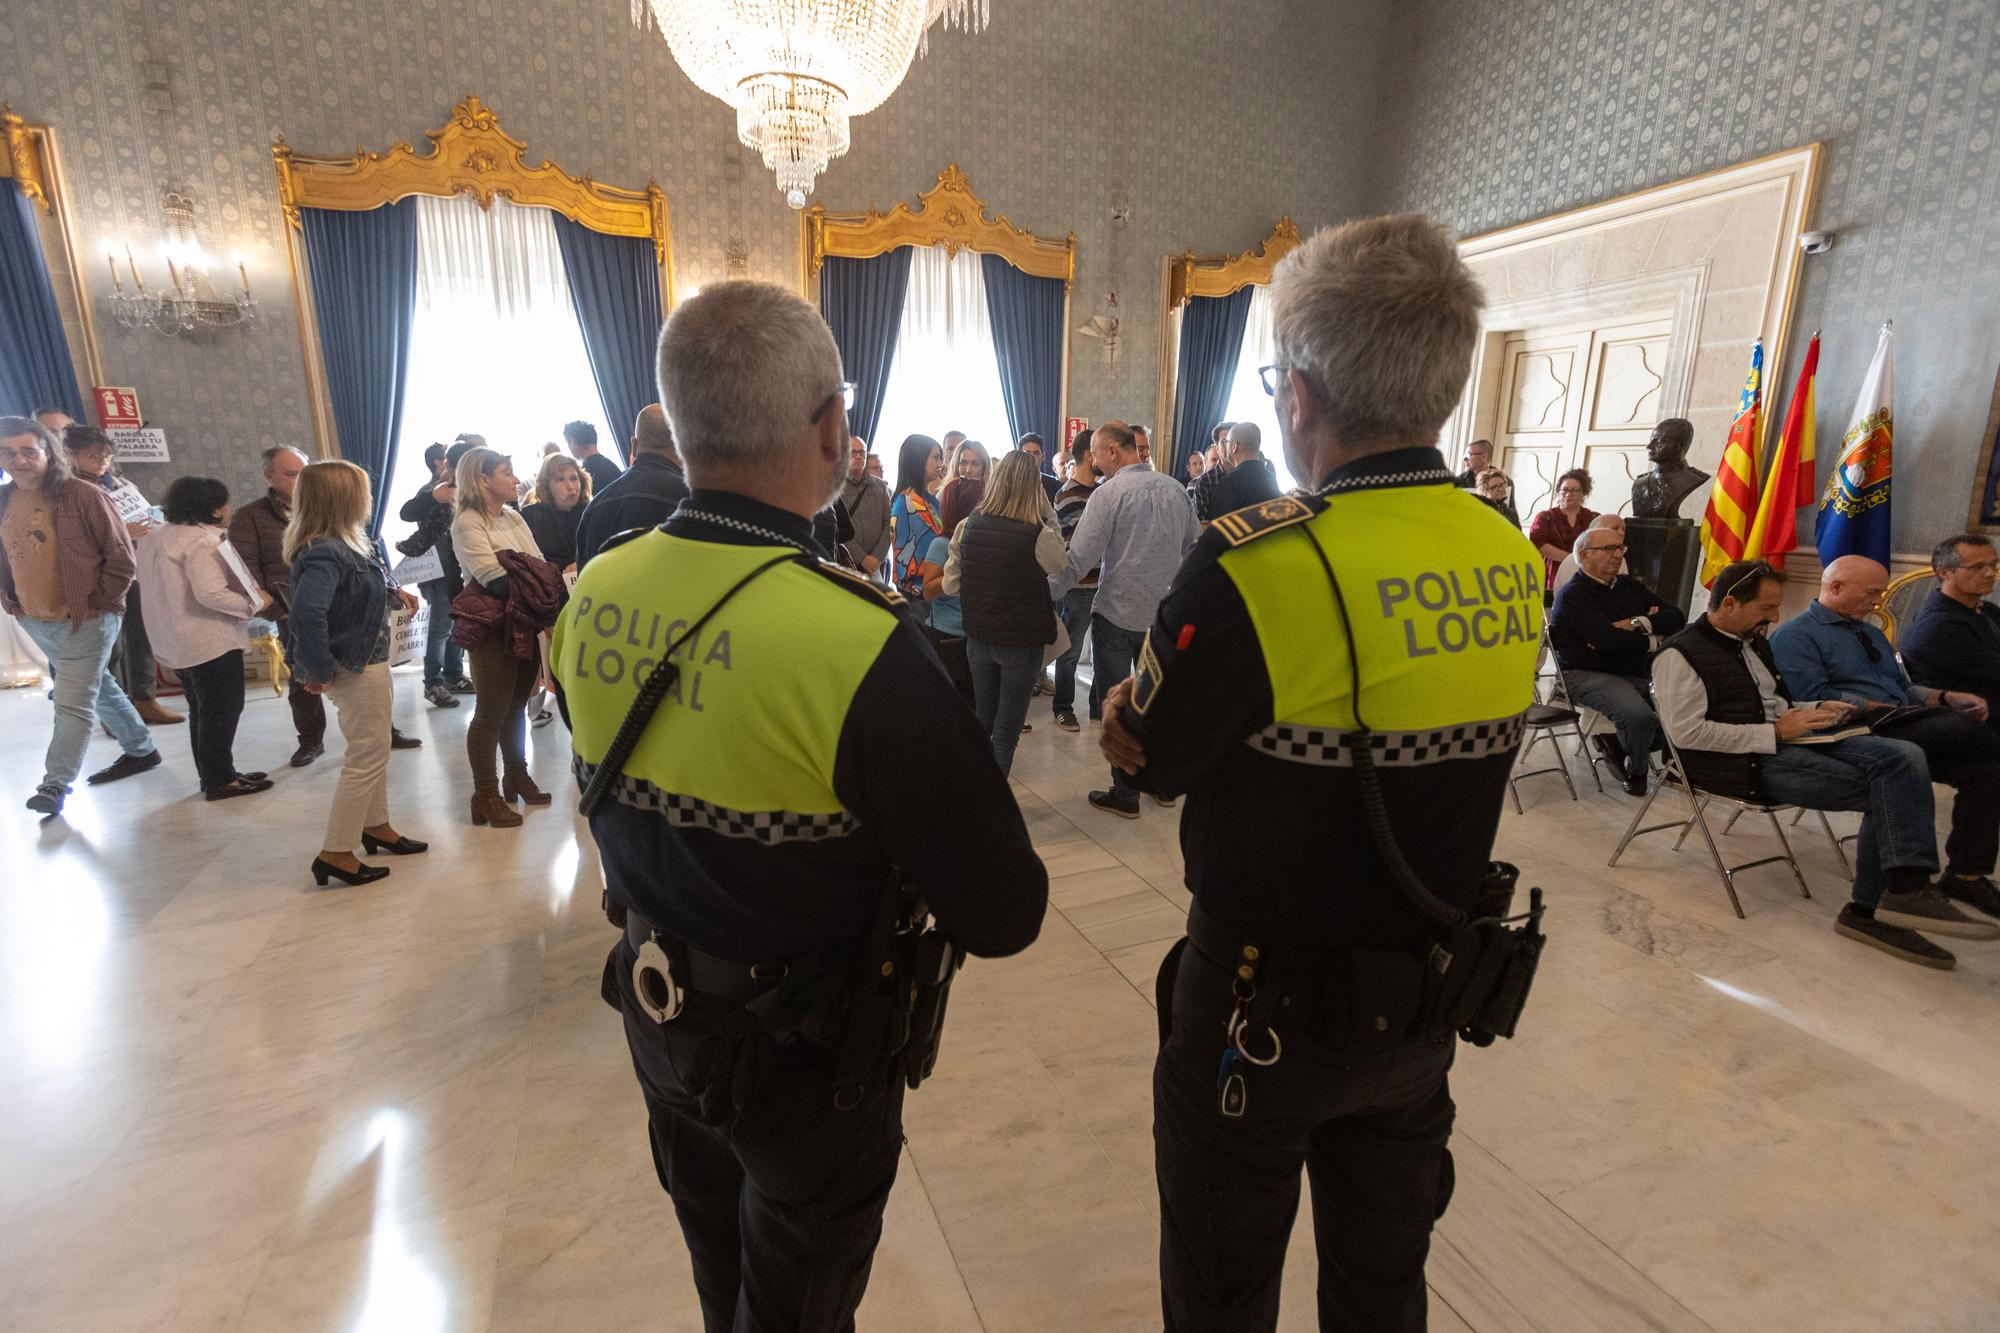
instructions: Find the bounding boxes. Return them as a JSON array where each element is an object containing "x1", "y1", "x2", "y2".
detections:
[{"x1": 888, "y1": 433, "x2": 945, "y2": 618}]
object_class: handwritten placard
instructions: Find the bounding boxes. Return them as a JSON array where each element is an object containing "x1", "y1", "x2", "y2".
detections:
[
  {"x1": 389, "y1": 600, "x2": 430, "y2": 667},
  {"x1": 390, "y1": 548, "x2": 445, "y2": 587},
  {"x1": 106, "y1": 481, "x2": 153, "y2": 524}
]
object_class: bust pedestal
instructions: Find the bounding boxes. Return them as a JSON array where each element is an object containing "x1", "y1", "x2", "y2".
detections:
[{"x1": 1625, "y1": 517, "x2": 1701, "y2": 615}]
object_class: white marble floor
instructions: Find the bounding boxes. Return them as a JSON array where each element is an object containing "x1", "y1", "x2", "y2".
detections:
[{"x1": 3, "y1": 668, "x2": 1998, "y2": 1332}]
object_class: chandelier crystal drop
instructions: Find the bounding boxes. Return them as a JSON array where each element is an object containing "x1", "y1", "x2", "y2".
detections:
[{"x1": 635, "y1": 0, "x2": 991, "y2": 209}]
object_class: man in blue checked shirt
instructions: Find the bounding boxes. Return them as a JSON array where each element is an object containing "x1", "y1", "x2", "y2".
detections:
[{"x1": 1771, "y1": 554, "x2": 2000, "y2": 930}]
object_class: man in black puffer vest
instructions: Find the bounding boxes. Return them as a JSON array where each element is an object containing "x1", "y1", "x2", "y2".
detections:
[
  {"x1": 1651, "y1": 559, "x2": 1983, "y2": 970},
  {"x1": 1550, "y1": 526, "x2": 1686, "y2": 794}
]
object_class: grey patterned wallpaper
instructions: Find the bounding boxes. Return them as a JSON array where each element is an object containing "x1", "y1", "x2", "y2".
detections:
[
  {"x1": 10, "y1": 0, "x2": 1386, "y2": 504},
  {"x1": 1380, "y1": 0, "x2": 2000, "y2": 552}
]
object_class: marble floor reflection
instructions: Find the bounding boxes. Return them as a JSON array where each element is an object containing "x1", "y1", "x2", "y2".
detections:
[{"x1": 3, "y1": 672, "x2": 1997, "y2": 1331}]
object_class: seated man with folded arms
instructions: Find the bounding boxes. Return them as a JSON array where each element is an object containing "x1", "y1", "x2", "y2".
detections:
[
  {"x1": 1549, "y1": 524, "x2": 1686, "y2": 795},
  {"x1": 1772, "y1": 554, "x2": 2000, "y2": 928},
  {"x1": 1901, "y1": 533, "x2": 2000, "y2": 728},
  {"x1": 1552, "y1": 512, "x2": 1627, "y2": 589},
  {"x1": 1656, "y1": 560, "x2": 1994, "y2": 967}
]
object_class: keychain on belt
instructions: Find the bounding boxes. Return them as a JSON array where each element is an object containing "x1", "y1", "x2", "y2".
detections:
[{"x1": 1216, "y1": 944, "x2": 1282, "y2": 1119}]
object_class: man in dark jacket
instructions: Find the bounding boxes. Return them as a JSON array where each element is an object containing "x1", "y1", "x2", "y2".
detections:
[
  {"x1": 1549, "y1": 525, "x2": 1687, "y2": 794},
  {"x1": 1901, "y1": 533, "x2": 2000, "y2": 724},
  {"x1": 1207, "y1": 421, "x2": 1282, "y2": 517},
  {"x1": 228, "y1": 445, "x2": 329, "y2": 766},
  {"x1": 576, "y1": 404, "x2": 689, "y2": 567}
]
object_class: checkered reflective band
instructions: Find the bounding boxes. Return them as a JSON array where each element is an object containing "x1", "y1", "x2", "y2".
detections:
[
  {"x1": 1248, "y1": 713, "x2": 1528, "y2": 767},
  {"x1": 572, "y1": 758, "x2": 859, "y2": 842}
]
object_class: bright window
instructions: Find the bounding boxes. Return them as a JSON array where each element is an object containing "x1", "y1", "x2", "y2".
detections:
[
  {"x1": 1217, "y1": 283, "x2": 1300, "y2": 491},
  {"x1": 380, "y1": 195, "x2": 608, "y2": 550},
  {"x1": 871, "y1": 244, "x2": 1012, "y2": 461}
]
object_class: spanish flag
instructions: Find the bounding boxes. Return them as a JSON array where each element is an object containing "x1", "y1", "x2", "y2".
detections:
[
  {"x1": 1698, "y1": 340, "x2": 1764, "y2": 586},
  {"x1": 1743, "y1": 333, "x2": 1819, "y2": 571}
]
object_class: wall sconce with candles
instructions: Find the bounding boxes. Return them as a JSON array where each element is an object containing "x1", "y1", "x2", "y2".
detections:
[{"x1": 102, "y1": 191, "x2": 258, "y2": 336}]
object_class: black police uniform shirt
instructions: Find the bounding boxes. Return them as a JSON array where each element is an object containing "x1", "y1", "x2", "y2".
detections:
[
  {"x1": 556, "y1": 488, "x2": 1047, "y2": 963},
  {"x1": 1118, "y1": 447, "x2": 1543, "y2": 953}
]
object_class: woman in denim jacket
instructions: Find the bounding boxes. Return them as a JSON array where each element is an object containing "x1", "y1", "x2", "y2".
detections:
[{"x1": 285, "y1": 461, "x2": 426, "y2": 887}]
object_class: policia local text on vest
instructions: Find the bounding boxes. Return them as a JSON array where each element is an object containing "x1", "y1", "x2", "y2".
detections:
[
  {"x1": 554, "y1": 490, "x2": 1048, "y2": 1331},
  {"x1": 1117, "y1": 448, "x2": 1548, "y2": 1330}
]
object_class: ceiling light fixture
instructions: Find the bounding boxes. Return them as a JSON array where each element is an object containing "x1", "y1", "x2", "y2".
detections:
[{"x1": 634, "y1": 0, "x2": 990, "y2": 209}]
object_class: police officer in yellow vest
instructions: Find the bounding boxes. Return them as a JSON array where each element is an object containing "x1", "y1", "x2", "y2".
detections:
[
  {"x1": 555, "y1": 281, "x2": 1047, "y2": 1332},
  {"x1": 1099, "y1": 217, "x2": 1545, "y2": 1330}
]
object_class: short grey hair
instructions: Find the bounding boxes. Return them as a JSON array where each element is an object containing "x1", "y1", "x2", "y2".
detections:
[
  {"x1": 1270, "y1": 214, "x2": 1485, "y2": 445},
  {"x1": 657, "y1": 281, "x2": 842, "y2": 471},
  {"x1": 1933, "y1": 533, "x2": 1995, "y2": 573},
  {"x1": 1573, "y1": 528, "x2": 1621, "y2": 556},
  {"x1": 1227, "y1": 421, "x2": 1261, "y2": 453}
]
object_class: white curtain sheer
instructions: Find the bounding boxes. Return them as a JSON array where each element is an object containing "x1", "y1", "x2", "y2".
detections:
[
  {"x1": 381, "y1": 195, "x2": 608, "y2": 547},
  {"x1": 872, "y1": 244, "x2": 1012, "y2": 457},
  {"x1": 1218, "y1": 282, "x2": 1298, "y2": 490}
]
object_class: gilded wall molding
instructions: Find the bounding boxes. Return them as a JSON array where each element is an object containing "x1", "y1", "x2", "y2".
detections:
[
  {"x1": 271, "y1": 95, "x2": 672, "y2": 271},
  {"x1": 1166, "y1": 217, "x2": 1300, "y2": 309},
  {"x1": 271, "y1": 95, "x2": 674, "y2": 458},
  {"x1": 1, "y1": 105, "x2": 53, "y2": 210},
  {"x1": 801, "y1": 164, "x2": 1076, "y2": 289}
]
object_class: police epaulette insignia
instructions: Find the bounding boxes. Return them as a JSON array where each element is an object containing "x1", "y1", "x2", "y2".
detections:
[
  {"x1": 1208, "y1": 495, "x2": 1322, "y2": 547},
  {"x1": 809, "y1": 558, "x2": 906, "y2": 607},
  {"x1": 595, "y1": 526, "x2": 653, "y2": 556}
]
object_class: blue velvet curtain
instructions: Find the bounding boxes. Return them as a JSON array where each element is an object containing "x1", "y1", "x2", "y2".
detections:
[
  {"x1": 980, "y1": 253, "x2": 1065, "y2": 458},
  {"x1": 551, "y1": 214, "x2": 664, "y2": 452},
  {"x1": 301, "y1": 201, "x2": 419, "y2": 530},
  {"x1": 818, "y1": 250, "x2": 913, "y2": 446},
  {"x1": 1169, "y1": 288, "x2": 1254, "y2": 481},
  {"x1": 0, "y1": 178, "x2": 85, "y2": 418}
]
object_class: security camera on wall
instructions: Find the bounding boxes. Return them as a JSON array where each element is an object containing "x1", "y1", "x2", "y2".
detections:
[{"x1": 1800, "y1": 230, "x2": 1835, "y2": 255}]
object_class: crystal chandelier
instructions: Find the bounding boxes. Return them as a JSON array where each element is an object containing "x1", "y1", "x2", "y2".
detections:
[
  {"x1": 100, "y1": 192, "x2": 258, "y2": 337},
  {"x1": 635, "y1": 0, "x2": 991, "y2": 209}
]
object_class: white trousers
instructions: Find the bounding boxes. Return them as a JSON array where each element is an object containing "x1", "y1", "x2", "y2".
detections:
[{"x1": 323, "y1": 661, "x2": 391, "y2": 852}]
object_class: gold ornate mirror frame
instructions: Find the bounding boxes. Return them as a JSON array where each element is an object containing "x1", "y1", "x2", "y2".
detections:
[
  {"x1": 801, "y1": 166, "x2": 1078, "y2": 438},
  {"x1": 272, "y1": 96, "x2": 673, "y2": 457},
  {"x1": 2, "y1": 105, "x2": 106, "y2": 392},
  {"x1": 1155, "y1": 217, "x2": 1301, "y2": 447}
]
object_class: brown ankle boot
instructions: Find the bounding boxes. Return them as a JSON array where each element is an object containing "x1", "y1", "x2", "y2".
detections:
[
  {"x1": 503, "y1": 771, "x2": 552, "y2": 806},
  {"x1": 470, "y1": 792, "x2": 523, "y2": 827}
]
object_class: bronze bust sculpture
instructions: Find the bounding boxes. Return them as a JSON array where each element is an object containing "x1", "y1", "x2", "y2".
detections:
[{"x1": 1630, "y1": 418, "x2": 1708, "y2": 519}]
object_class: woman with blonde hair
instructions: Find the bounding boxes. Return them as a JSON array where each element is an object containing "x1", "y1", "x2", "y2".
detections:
[
  {"x1": 450, "y1": 446, "x2": 549, "y2": 826},
  {"x1": 284, "y1": 460, "x2": 425, "y2": 885},
  {"x1": 939, "y1": 437, "x2": 991, "y2": 525},
  {"x1": 944, "y1": 450, "x2": 1065, "y2": 775}
]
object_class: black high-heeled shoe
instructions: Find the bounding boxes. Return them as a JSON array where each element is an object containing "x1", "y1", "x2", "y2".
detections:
[
  {"x1": 360, "y1": 831, "x2": 429, "y2": 855},
  {"x1": 311, "y1": 857, "x2": 391, "y2": 887}
]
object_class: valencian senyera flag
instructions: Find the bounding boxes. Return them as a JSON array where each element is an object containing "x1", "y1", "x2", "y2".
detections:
[
  {"x1": 1743, "y1": 332, "x2": 1820, "y2": 571},
  {"x1": 1816, "y1": 321, "x2": 1894, "y2": 568},
  {"x1": 1698, "y1": 339, "x2": 1764, "y2": 586}
]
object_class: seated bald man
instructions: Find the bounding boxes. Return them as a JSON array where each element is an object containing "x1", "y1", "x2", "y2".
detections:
[
  {"x1": 1549, "y1": 524, "x2": 1685, "y2": 794},
  {"x1": 1771, "y1": 555, "x2": 2000, "y2": 927}
]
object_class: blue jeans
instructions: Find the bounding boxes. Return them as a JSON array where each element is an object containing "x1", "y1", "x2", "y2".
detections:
[
  {"x1": 1564, "y1": 669, "x2": 1656, "y2": 779},
  {"x1": 18, "y1": 612, "x2": 156, "y2": 794},
  {"x1": 966, "y1": 638, "x2": 1043, "y2": 776},
  {"x1": 1052, "y1": 586, "x2": 1096, "y2": 717},
  {"x1": 1758, "y1": 735, "x2": 1937, "y2": 907},
  {"x1": 1091, "y1": 614, "x2": 1149, "y2": 795},
  {"x1": 419, "y1": 578, "x2": 463, "y2": 686}
]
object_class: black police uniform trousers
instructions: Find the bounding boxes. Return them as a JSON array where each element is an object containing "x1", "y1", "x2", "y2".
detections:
[
  {"x1": 606, "y1": 936, "x2": 907, "y2": 1333},
  {"x1": 1155, "y1": 939, "x2": 1457, "y2": 1332}
]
